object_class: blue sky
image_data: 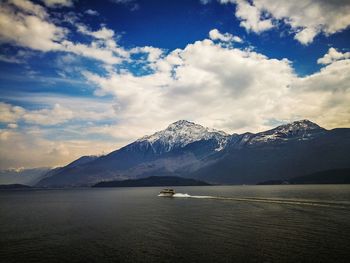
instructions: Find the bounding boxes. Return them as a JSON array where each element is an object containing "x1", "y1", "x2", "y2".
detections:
[{"x1": 0, "y1": 0, "x2": 350, "y2": 169}]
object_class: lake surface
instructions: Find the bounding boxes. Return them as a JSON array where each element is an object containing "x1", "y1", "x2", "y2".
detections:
[{"x1": 1, "y1": 185, "x2": 350, "y2": 263}]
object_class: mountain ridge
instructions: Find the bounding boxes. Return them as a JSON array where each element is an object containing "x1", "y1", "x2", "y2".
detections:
[{"x1": 36, "y1": 119, "x2": 350, "y2": 187}]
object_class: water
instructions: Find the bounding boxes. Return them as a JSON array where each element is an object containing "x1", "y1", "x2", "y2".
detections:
[{"x1": 1, "y1": 185, "x2": 350, "y2": 263}]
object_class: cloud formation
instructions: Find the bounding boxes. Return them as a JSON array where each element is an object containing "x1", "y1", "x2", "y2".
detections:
[
  {"x1": 227, "y1": 0, "x2": 273, "y2": 33},
  {"x1": 317, "y1": 48, "x2": 350, "y2": 65},
  {"x1": 0, "y1": 0, "x2": 66, "y2": 51},
  {"x1": 84, "y1": 39, "x2": 350, "y2": 137},
  {"x1": 0, "y1": 1, "x2": 150, "y2": 65},
  {"x1": 0, "y1": 96, "x2": 116, "y2": 126},
  {"x1": 84, "y1": 9, "x2": 99, "y2": 16},
  {"x1": 41, "y1": 0, "x2": 74, "y2": 8},
  {"x1": 209, "y1": 29, "x2": 243, "y2": 43},
  {"x1": 220, "y1": 0, "x2": 350, "y2": 44}
]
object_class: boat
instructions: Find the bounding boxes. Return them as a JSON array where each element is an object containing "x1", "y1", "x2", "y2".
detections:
[{"x1": 159, "y1": 188, "x2": 176, "y2": 197}]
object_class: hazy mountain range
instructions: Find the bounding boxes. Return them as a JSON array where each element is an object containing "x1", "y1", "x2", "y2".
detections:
[
  {"x1": 0, "y1": 167, "x2": 51, "y2": 186},
  {"x1": 31, "y1": 119, "x2": 350, "y2": 187}
]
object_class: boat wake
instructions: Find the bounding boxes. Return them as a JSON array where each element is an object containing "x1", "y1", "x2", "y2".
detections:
[
  {"x1": 173, "y1": 193, "x2": 213, "y2": 198},
  {"x1": 162, "y1": 193, "x2": 350, "y2": 209}
]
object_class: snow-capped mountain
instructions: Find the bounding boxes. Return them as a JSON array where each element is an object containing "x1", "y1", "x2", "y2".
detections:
[
  {"x1": 136, "y1": 120, "x2": 230, "y2": 153},
  {"x1": 248, "y1": 120, "x2": 326, "y2": 145},
  {"x1": 37, "y1": 120, "x2": 231, "y2": 187}
]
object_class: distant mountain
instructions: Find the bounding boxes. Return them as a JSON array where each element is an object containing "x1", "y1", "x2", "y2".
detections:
[
  {"x1": 36, "y1": 120, "x2": 350, "y2": 187},
  {"x1": 257, "y1": 168, "x2": 350, "y2": 185},
  {"x1": 93, "y1": 176, "x2": 210, "y2": 187},
  {"x1": 0, "y1": 184, "x2": 31, "y2": 190},
  {"x1": 0, "y1": 167, "x2": 51, "y2": 186}
]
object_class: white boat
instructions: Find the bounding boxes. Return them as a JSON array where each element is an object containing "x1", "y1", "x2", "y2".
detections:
[{"x1": 159, "y1": 188, "x2": 175, "y2": 197}]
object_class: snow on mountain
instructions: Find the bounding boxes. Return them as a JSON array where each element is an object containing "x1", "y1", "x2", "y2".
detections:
[
  {"x1": 270, "y1": 119, "x2": 322, "y2": 133},
  {"x1": 134, "y1": 119, "x2": 324, "y2": 152},
  {"x1": 137, "y1": 120, "x2": 230, "y2": 153},
  {"x1": 248, "y1": 120, "x2": 325, "y2": 144}
]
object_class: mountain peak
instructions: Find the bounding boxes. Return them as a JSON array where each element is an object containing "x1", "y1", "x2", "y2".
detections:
[
  {"x1": 168, "y1": 120, "x2": 195, "y2": 127},
  {"x1": 166, "y1": 120, "x2": 198, "y2": 131},
  {"x1": 137, "y1": 120, "x2": 229, "y2": 153},
  {"x1": 249, "y1": 119, "x2": 325, "y2": 144},
  {"x1": 275, "y1": 119, "x2": 323, "y2": 132}
]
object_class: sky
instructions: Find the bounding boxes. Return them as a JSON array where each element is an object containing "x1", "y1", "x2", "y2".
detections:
[{"x1": 0, "y1": 0, "x2": 350, "y2": 169}]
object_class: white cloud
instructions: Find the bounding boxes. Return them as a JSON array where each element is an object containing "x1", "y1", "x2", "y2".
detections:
[
  {"x1": 77, "y1": 25, "x2": 115, "y2": 40},
  {"x1": 229, "y1": 0, "x2": 274, "y2": 33},
  {"x1": 22, "y1": 103, "x2": 75, "y2": 125},
  {"x1": 7, "y1": 123, "x2": 18, "y2": 129},
  {"x1": 72, "y1": 24, "x2": 131, "y2": 63},
  {"x1": 220, "y1": 0, "x2": 350, "y2": 44},
  {"x1": 0, "y1": 1, "x2": 167, "y2": 67},
  {"x1": 61, "y1": 40, "x2": 123, "y2": 65},
  {"x1": 317, "y1": 48, "x2": 350, "y2": 65},
  {"x1": 0, "y1": 102, "x2": 75, "y2": 126},
  {"x1": 85, "y1": 9, "x2": 99, "y2": 16},
  {"x1": 0, "y1": 102, "x2": 25, "y2": 123},
  {"x1": 85, "y1": 123, "x2": 149, "y2": 141},
  {"x1": 232, "y1": 36, "x2": 243, "y2": 43},
  {"x1": 294, "y1": 27, "x2": 319, "y2": 45},
  {"x1": 289, "y1": 59, "x2": 350, "y2": 128},
  {"x1": 0, "y1": 2, "x2": 129, "y2": 64},
  {"x1": 10, "y1": 0, "x2": 48, "y2": 19},
  {"x1": 209, "y1": 28, "x2": 243, "y2": 43},
  {"x1": 41, "y1": 0, "x2": 74, "y2": 8},
  {"x1": 0, "y1": 96, "x2": 117, "y2": 126},
  {"x1": 0, "y1": 1, "x2": 66, "y2": 51},
  {"x1": 130, "y1": 46, "x2": 164, "y2": 65}
]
